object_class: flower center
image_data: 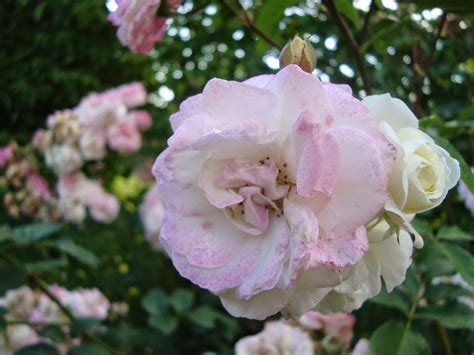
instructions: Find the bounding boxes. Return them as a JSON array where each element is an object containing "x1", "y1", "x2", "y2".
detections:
[{"x1": 215, "y1": 158, "x2": 291, "y2": 235}]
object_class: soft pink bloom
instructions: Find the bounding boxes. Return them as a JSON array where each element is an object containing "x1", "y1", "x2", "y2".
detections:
[
  {"x1": 299, "y1": 311, "x2": 355, "y2": 349},
  {"x1": 139, "y1": 186, "x2": 165, "y2": 250},
  {"x1": 75, "y1": 93, "x2": 127, "y2": 129},
  {"x1": 0, "y1": 286, "x2": 37, "y2": 321},
  {"x1": 26, "y1": 172, "x2": 52, "y2": 199},
  {"x1": 107, "y1": 120, "x2": 142, "y2": 154},
  {"x1": 79, "y1": 128, "x2": 107, "y2": 161},
  {"x1": 0, "y1": 325, "x2": 41, "y2": 353},
  {"x1": 117, "y1": 82, "x2": 147, "y2": 107},
  {"x1": 65, "y1": 288, "x2": 110, "y2": 320},
  {"x1": 44, "y1": 144, "x2": 83, "y2": 176},
  {"x1": 0, "y1": 144, "x2": 14, "y2": 167},
  {"x1": 108, "y1": 0, "x2": 179, "y2": 54},
  {"x1": 153, "y1": 65, "x2": 395, "y2": 319},
  {"x1": 57, "y1": 172, "x2": 120, "y2": 223},
  {"x1": 235, "y1": 320, "x2": 313, "y2": 355},
  {"x1": 132, "y1": 110, "x2": 152, "y2": 130}
]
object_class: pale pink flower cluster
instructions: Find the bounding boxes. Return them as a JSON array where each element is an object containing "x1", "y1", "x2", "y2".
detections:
[
  {"x1": 108, "y1": 0, "x2": 181, "y2": 53},
  {"x1": 57, "y1": 172, "x2": 119, "y2": 224},
  {"x1": 235, "y1": 311, "x2": 371, "y2": 355},
  {"x1": 139, "y1": 185, "x2": 165, "y2": 250},
  {"x1": 432, "y1": 274, "x2": 474, "y2": 309},
  {"x1": 30, "y1": 82, "x2": 152, "y2": 224},
  {"x1": 458, "y1": 168, "x2": 474, "y2": 215},
  {"x1": 152, "y1": 65, "x2": 460, "y2": 319},
  {"x1": 0, "y1": 285, "x2": 109, "y2": 354}
]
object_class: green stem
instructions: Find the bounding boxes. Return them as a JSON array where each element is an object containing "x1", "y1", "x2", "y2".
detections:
[
  {"x1": 218, "y1": 0, "x2": 282, "y2": 49},
  {"x1": 322, "y1": 0, "x2": 372, "y2": 93},
  {"x1": 434, "y1": 320, "x2": 454, "y2": 355}
]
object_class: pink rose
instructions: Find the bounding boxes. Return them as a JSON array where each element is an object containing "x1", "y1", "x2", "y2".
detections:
[
  {"x1": 86, "y1": 186, "x2": 120, "y2": 223},
  {"x1": 108, "y1": 0, "x2": 179, "y2": 54},
  {"x1": 299, "y1": 311, "x2": 355, "y2": 349},
  {"x1": 66, "y1": 288, "x2": 110, "y2": 320},
  {"x1": 0, "y1": 144, "x2": 14, "y2": 167},
  {"x1": 117, "y1": 82, "x2": 147, "y2": 107},
  {"x1": 152, "y1": 65, "x2": 395, "y2": 319},
  {"x1": 79, "y1": 128, "x2": 107, "y2": 161},
  {"x1": 132, "y1": 110, "x2": 152, "y2": 131},
  {"x1": 352, "y1": 339, "x2": 372, "y2": 355},
  {"x1": 139, "y1": 186, "x2": 165, "y2": 250},
  {"x1": 107, "y1": 120, "x2": 142, "y2": 154}
]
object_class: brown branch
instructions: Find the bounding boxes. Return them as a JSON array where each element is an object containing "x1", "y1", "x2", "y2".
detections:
[
  {"x1": 322, "y1": 0, "x2": 372, "y2": 93},
  {"x1": 218, "y1": 0, "x2": 282, "y2": 49},
  {"x1": 359, "y1": 0, "x2": 377, "y2": 43}
]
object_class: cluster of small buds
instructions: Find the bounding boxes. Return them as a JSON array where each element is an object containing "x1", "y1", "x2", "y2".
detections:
[
  {"x1": 0, "y1": 143, "x2": 59, "y2": 221},
  {"x1": 0, "y1": 285, "x2": 111, "y2": 354}
]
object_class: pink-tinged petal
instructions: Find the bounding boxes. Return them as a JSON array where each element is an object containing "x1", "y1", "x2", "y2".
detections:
[
  {"x1": 199, "y1": 159, "x2": 244, "y2": 208},
  {"x1": 160, "y1": 213, "x2": 248, "y2": 269},
  {"x1": 363, "y1": 94, "x2": 419, "y2": 130},
  {"x1": 282, "y1": 112, "x2": 340, "y2": 197},
  {"x1": 192, "y1": 119, "x2": 280, "y2": 161},
  {"x1": 157, "y1": 181, "x2": 217, "y2": 217},
  {"x1": 283, "y1": 268, "x2": 342, "y2": 317},
  {"x1": 282, "y1": 199, "x2": 319, "y2": 286},
  {"x1": 264, "y1": 64, "x2": 332, "y2": 134},
  {"x1": 237, "y1": 217, "x2": 289, "y2": 298},
  {"x1": 324, "y1": 84, "x2": 397, "y2": 173},
  {"x1": 202, "y1": 79, "x2": 281, "y2": 130},
  {"x1": 317, "y1": 127, "x2": 388, "y2": 237},
  {"x1": 313, "y1": 226, "x2": 368, "y2": 268},
  {"x1": 244, "y1": 74, "x2": 275, "y2": 88},
  {"x1": 220, "y1": 288, "x2": 289, "y2": 320},
  {"x1": 243, "y1": 197, "x2": 269, "y2": 233},
  {"x1": 168, "y1": 236, "x2": 263, "y2": 293},
  {"x1": 169, "y1": 94, "x2": 204, "y2": 131}
]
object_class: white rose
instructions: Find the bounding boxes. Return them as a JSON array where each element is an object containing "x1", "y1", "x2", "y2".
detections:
[{"x1": 363, "y1": 94, "x2": 460, "y2": 214}]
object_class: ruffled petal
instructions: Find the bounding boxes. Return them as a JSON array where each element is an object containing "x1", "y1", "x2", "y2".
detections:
[{"x1": 362, "y1": 94, "x2": 419, "y2": 130}]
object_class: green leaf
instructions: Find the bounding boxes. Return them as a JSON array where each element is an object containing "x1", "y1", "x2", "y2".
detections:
[
  {"x1": 438, "y1": 243, "x2": 474, "y2": 285},
  {"x1": 0, "y1": 225, "x2": 15, "y2": 243},
  {"x1": 416, "y1": 303, "x2": 474, "y2": 330},
  {"x1": 370, "y1": 321, "x2": 429, "y2": 355},
  {"x1": 148, "y1": 314, "x2": 178, "y2": 335},
  {"x1": 437, "y1": 226, "x2": 474, "y2": 242},
  {"x1": 334, "y1": 0, "x2": 361, "y2": 28},
  {"x1": 141, "y1": 288, "x2": 169, "y2": 316},
  {"x1": 371, "y1": 289, "x2": 410, "y2": 315},
  {"x1": 417, "y1": 240, "x2": 455, "y2": 278},
  {"x1": 14, "y1": 343, "x2": 59, "y2": 355},
  {"x1": 411, "y1": 218, "x2": 433, "y2": 237},
  {"x1": 169, "y1": 289, "x2": 194, "y2": 313},
  {"x1": 255, "y1": 0, "x2": 297, "y2": 38},
  {"x1": 426, "y1": 283, "x2": 474, "y2": 301},
  {"x1": 13, "y1": 223, "x2": 61, "y2": 245},
  {"x1": 0, "y1": 266, "x2": 27, "y2": 296},
  {"x1": 188, "y1": 306, "x2": 217, "y2": 329},
  {"x1": 25, "y1": 259, "x2": 68, "y2": 272},
  {"x1": 432, "y1": 135, "x2": 474, "y2": 193},
  {"x1": 412, "y1": 0, "x2": 474, "y2": 13},
  {"x1": 70, "y1": 317, "x2": 101, "y2": 338},
  {"x1": 361, "y1": 17, "x2": 411, "y2": 53},
  {"x1": 38, "y1": 324, "x2": 66, "y2": 342},
  {"x1": 68, "y1": 344, "x2": 110, "y2": 355},
  {"x1": 47, "y1": 239, "x2": 100, "y2": 268}
]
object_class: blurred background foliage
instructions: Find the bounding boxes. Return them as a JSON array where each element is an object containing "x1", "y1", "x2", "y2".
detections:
[{"x1": 0, "y1": 0, "x2": 473, "y2": 354}]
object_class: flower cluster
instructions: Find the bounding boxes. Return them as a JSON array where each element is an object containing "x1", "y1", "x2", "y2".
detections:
[
  {"x1": 0, "y1": 143, "x2": 57, "y2": 221},
  {"x1": 34, "y1": 82, "x2": 150, "y2": 177},
  {"x1": 108, "y1": 0, "x2": 182, "y2": 54},
  {"x1": 6, "y1": 82, "x2": 152, "y2": 225},
  {"x1": 153, "y1": 65, "x2": 460, "y2": 319},
  {"x1": 235, "y1": 311, "x2": 370, "y2": 355},
  {"x1": 0, "y1": 285, "x2": 109, "y2": 354}
]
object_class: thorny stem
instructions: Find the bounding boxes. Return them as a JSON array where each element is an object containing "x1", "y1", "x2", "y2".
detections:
[
  {"x1": 404, "y1": 280, "x2": 425, "y2": 334},
  {"x1": 218, "y1": 0, "x2": 282, "y2": 49},
  {"x1": 322, "y1": 0, "x2": 372, "y2": 94}
]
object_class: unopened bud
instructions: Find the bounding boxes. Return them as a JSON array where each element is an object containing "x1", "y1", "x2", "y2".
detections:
[{"x1": 279, "y1": 36, "x2": 317, "y2": 73}]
